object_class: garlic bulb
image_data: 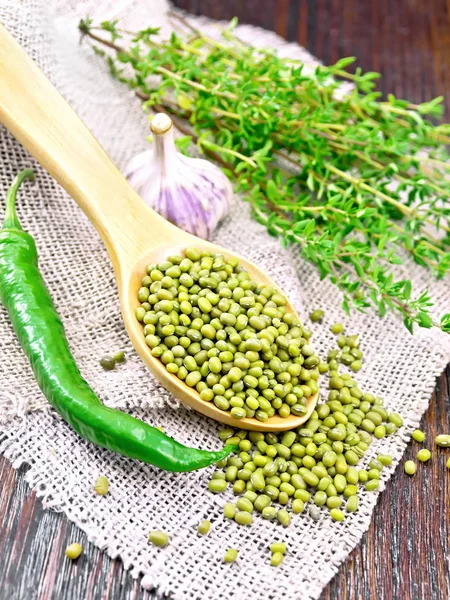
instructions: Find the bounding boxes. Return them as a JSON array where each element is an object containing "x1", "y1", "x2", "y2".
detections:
[{"x1": 125, "y1": 113, "x2": 233, "y2": 239}]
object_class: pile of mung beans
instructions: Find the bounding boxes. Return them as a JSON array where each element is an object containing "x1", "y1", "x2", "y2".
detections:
[
  {"x1": 136, "y1": 248, "x2": 320, "y2": 421},
  {"x1": 207, "y1": 324, "x2": 403, "y2": 526}
]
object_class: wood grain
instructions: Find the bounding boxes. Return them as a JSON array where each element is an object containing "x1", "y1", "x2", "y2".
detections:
[
  {"x1": 1, "y1": 1, "x2": 450, "y2": 598},
  {"x1": 0, "y1": 456, "x2": 152, "y2": 600},
  {"x1": 173, "y1": 0, "x2": 450, "y2": 116}
]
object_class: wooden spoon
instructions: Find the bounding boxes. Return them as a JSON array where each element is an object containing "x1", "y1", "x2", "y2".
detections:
[{"x1": 0, "y1": 24, "x2": 317, "y2": 431}]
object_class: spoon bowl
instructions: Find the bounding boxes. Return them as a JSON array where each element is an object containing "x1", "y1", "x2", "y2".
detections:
[
  {"x1": 0, "y1": 24, "x2": 318, "y2": 431},
  {"x1": 125, "y1": 242, "x2": 318, "y2": 431}
]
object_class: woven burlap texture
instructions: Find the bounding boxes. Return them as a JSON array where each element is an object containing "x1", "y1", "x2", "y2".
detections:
[{"x1": 1, "y1": 2, "x2": 449, "y2": 599}]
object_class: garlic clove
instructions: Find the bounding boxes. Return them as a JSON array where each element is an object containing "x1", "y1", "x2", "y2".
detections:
[{"x1": 124, "y1": 113, "x2": 232, "y2": 239}]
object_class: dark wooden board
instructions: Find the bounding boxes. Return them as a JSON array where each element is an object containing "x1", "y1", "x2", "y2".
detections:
[
  {"x1": 2, "y1": 1, "x2": 450, "y2": 598},
  {"x1": 173, "y1": 0, "x2": 450, "y2": 115}
]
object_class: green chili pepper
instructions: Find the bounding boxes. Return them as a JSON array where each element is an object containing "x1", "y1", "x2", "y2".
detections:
[{"x1": 0, "y1": 171, "x2": 237, "y2": 472}]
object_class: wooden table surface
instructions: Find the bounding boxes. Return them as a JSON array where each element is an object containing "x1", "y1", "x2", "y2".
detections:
[{"x1": 2, "y1": 1, "x2": 450, "y2": 599}]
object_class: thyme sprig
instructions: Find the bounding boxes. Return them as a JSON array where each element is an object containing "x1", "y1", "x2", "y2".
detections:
[{"x1": 79, "y1": 16, "x2": 450, "y2": 334}]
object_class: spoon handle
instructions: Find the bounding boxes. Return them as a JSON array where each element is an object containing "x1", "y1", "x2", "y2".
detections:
[{"x1": 0, "y1": 24, "x2": 174, "y2": 272}]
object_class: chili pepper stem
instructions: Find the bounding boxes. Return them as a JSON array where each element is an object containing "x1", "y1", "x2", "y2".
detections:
[{"x1": 3, "y1": 169, "x2": 34, "y2": 231}]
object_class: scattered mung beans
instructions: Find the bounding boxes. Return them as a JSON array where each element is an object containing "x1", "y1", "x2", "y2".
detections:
[
  {"x1": 99, "y1": 356, "x2": 115, "y2": 370},
  {"x1": 377, "y1": 454, "x2": 393, "y2": 467},
  {"x1": 310, "y1": 309, "x2": 324, "y2": 323},
  {"x1": 224, "y1": 503, "x2": 236, "y2": 519},
  {"x1": 309, "y1": 505, "x2": 321, "y2": 521},
  {"x1": 412, "y1": 429, "x2": 425, "y2": 443},
  {"x1": 358, "y1": 470, "x2": 369, "y2": 483},
  {"x1": 417, "y1": 449, "x2": 431, "y2": 462},
  {"x1": 65, "y1": 543, "x2": 83, "y2": 560},
  {"x1": 365, "y1": 479, "x2": 379, "y2": 491},
  {"x1": 271, "y1": 551, "x2": 284, "y2": 566},
  {"x1": 235, "y1": 511, "x2": 253, "y2": 525},
  {"x1": 446, "y1": 457, "x2": 450, "y2": 469},
  {"x1": 346, "y1": 496, "x2": 359, "y2": 512},
  {"x1": 262, "y1": 506, "x2": 277, "y2": 520},
  {"x1": 209, "y1": 479, "x2": 227, "y2": 493},
  {"x1": 224, "y1": 548, "x2": 239, "y2": 563},
  {"x1": 435, "y1": 434, "x2": 450, "y2": 448},
  {"x1": 113, "y1": 350, "x2": 126, "y2": 363},
  {"x1": 327, "y1": 496, "x2": 342, "y2": 509},
  {"x1": 94, "y1": 475, "x2": 109, "y2": 496},
  {"x1": 292, "y1": 499, "x2": 305, "y2": 513},
  {"x1": 385, "y1": 422, "x2": 397, "y2": 435},
  {"x1": 137, "y1": 248, "x2": 321, "y2": 420},
  {"x1": 197, "y1": 520, "x2": 211, "y2": 535},
  {"x1": 330, "y1": 508, "x2": 345, "y2": 522},
  {"x1": 388, "y1": 413, "x2": 403, "y2": 427},
  {"x1": 148, "y1": 531, "x2": 169, "y2": 547},
  {"x1": 404, "y1": 461, "x2": 416, "y2": 475},
  {"x1": 331, "y1": 323, "x2": 344, "y2": 334},
  {"x1": 270, "y1": 542, "x2": 287, "y2": 554}
]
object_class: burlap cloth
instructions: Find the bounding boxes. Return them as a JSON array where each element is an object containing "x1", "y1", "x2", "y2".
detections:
[{"x1": 1, "y1": 1, "x2": 449, "y2": 599}]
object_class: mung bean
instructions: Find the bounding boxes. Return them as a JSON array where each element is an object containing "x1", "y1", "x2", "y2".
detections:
[
  {"x1": 417, "y1": 449, "x2": 431, "y2": 462},
  {"x1": 330, "y1": 508, "x2": 345, "y2": 522},
  {"x1": 435, "y1": 434, "x2": 450, "y2": 447},
  {"x1": 235, "y1": 511, "x2": 253, "y2": 525},
  {"x1": 224, "y1": 549, "x2": 239, "y2": 563},
  {"x1": 224, "y1": 503, "x2": 236, "y2": 519},
  {"x1": 197, "y1": 520, "x2": 211, "y2": 535},
  {"x1": 94, "y1": 475, "x2": 109, "y2": 496},
  {"x1": 365, "y1": 480, "x2": 379, "y2": 491},
  {"x1": 271, "y1": 551, "x2": 284, "y2": 566},
  {"x1": 270, "y1": 542, "x2": 287, "y2": 554},
  {"x1": 412, "y1": 429, "x2": 425, "y2": 443},
  {"x1": 404, "y1": 461, "x2": 416, "y2": 475},
  {"x1": 346, "y1": 496, "x2": 359, "y2": 512},
  {"x1": 99, "y1": 356, "x2": 115, "y2": 370},
  {"x1": 65, "y1": 543, "x2": 83, "y2": 560},
  {"x1": 148, "y1": 531, "x2": 169, "y2": 547},
  {"x1": 277, "y1": 509, "x2": 291, "y2": 527}
]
